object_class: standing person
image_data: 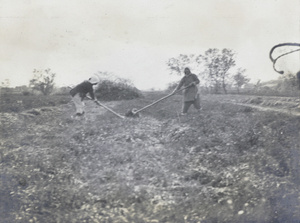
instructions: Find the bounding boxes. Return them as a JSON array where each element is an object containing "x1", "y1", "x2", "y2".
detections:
[
  {"x1": 70, "y1": 76, "x2": 99, "y2": 116},
  {"x1": 172, "y1": 67, "x2": 201, "y2": 115}
]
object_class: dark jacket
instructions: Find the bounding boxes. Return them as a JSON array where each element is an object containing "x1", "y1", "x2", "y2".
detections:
[
  {"x1": 176, "y1": 73, "x2": 200, "y2": 102},
  {"x1": 70, "y1": 81, "x2": 95, "y2": 100}
]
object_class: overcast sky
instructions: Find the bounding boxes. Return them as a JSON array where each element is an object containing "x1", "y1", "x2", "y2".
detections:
[{"x1": 0, "y1": 0, "x2": 299, "y2": 90}]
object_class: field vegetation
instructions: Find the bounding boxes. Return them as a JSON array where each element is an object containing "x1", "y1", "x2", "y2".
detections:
[
  {"x1": 1, "y1": 87, "x2": 299, "y2": 222},
  {"x1": 1, "y1": 49, "x2": 299, "y2": 222}
]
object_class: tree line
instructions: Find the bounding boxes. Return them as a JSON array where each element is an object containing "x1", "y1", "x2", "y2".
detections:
[
  {"x1": 166, "y1": 48, "x2": 250, "y2": 94},
  {"x1": 4, "y1": 47, "x2": 298, "y2": 96}
]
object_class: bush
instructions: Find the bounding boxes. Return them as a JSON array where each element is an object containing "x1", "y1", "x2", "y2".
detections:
[
  {"x1": 22, "y1": 91, "x2": 30, "y2": 96},
  {"x1": 95, "y1": 79, "x2": 142, "y2": 101}
]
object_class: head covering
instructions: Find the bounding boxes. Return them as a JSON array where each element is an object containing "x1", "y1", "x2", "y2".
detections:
[
  {"x1": 88, "y1": 76, "x2": 99, "y2": 84},
  {"x1": 184, "y1": 67, "x2": 191, "y2": 74}
]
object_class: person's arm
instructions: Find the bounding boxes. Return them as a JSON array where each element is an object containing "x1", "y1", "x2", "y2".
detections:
[
  {"x1": 88, "y1": 84, "x2": 97, "y2": 101},
  {"x1": 172, "y1": 78, "x2": 184, "y2": 94},
  {"x1": 193, "y1": 74, "x2": 200, "y2": 85},
  {"x1": 188, "y1": 74, "x2": 200, "y2": 87}
]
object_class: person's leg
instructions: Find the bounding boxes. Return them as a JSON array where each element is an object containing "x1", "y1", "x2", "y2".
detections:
[
  {"x1": 182, "y1": 101, "x2": 193, "y2": 114},
  {"x1": 193, "y1": 94, "x2": 201, "y2": 111},
  {"x1": 72, "y1": 94, "x2": 84, "y2": 115}
]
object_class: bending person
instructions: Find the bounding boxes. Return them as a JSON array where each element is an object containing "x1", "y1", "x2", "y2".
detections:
[{"x1": 70, "y1": 76, "x2": 99, "y2": 116}]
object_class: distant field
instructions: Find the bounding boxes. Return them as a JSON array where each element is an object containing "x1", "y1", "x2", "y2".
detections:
[
  {"x1": 0, "y1": 92, "x2": 299, "y2": 222},
  {"x1": 0, "y1": 93, "x2": 70, "y2": 113}
]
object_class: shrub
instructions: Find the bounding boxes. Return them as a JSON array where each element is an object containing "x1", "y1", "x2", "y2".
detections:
[
  {"x1": 95, "y1": 79, "x2": 142, "y2": 101},
  {"x1": 29, "y1": 68, "x2": 56, "y2": 96},
  {"x1": 22, "y1": 91, "x2": 30, "y2": 96}
]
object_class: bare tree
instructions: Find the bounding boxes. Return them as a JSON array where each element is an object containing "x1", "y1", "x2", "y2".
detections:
[
  {"x1": 203, "y1": 48, "x2": 236, "y2": 94},
  {"x1": 233, "y1": 68, "x2": 250, "y2": 93},
  {"x1": 29, "y1": 68, "x2": 56, "y2": 95},
  {"x1": 166, "y1": 54, "x2": 202, "y2": 75},
  {"x1": 1, "y1": 79, "x2": 10, "y2": 88},
  {"x1": 167, "y1": 49, "x2": 238, "y2": 94}
]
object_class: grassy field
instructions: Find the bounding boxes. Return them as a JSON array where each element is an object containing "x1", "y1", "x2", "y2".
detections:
[
  {"x1": 0, "y1": 92, "x2": 70, "y2": 113},
  {"x1": 0, "y1": 92, "x2": 300, "y2": 222}
]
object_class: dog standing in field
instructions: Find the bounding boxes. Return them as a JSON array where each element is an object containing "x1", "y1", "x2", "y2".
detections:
[{"x1": 70, "y1": 76, "x2": 99, "y2": 117}]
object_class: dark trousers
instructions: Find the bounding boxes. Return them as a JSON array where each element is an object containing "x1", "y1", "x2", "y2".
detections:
[{"x1": 182, "y1": 94, "x2": 201, "y2": 113}]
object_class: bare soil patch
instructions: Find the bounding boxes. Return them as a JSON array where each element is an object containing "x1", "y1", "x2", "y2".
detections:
[{"x1": 1, "y1": 93, "x2": 299, "y2": 222}]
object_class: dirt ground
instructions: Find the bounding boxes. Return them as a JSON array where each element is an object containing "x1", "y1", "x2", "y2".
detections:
[
  {"x1": 207, "y1": 94, "x2": 300, "y2": 116},
  {"x1": 0, "y1": 93, "x2": 300, "y2": 222}
]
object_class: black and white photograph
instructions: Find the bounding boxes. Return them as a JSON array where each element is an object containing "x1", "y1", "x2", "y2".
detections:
[{"x1": 1, "y1": 0, "x2": 299, "y2": 222}]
